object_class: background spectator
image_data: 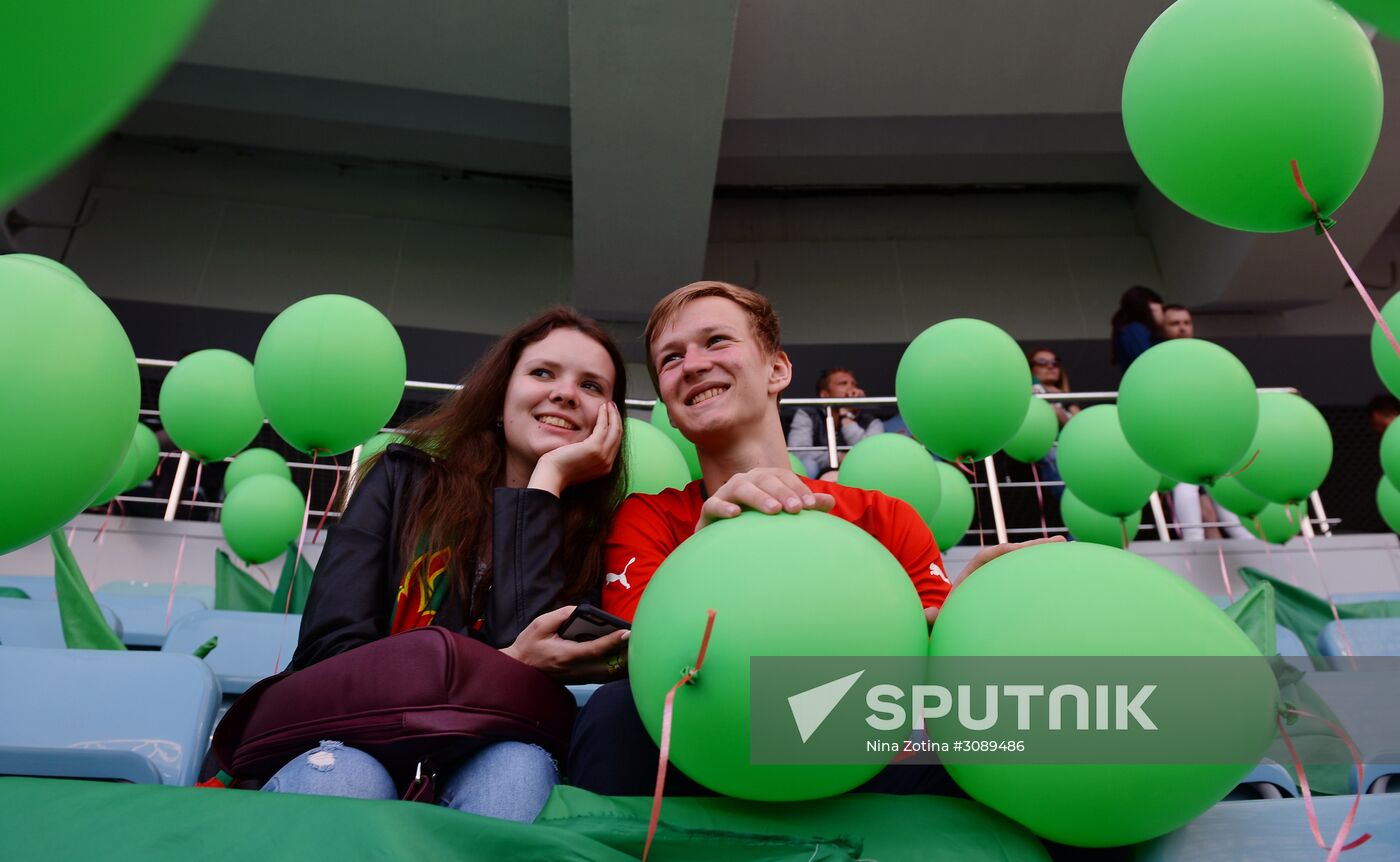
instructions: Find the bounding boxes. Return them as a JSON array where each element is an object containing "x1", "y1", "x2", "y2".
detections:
[
  {"x1": 1162, "y1": 304, "x2": 1194, "y2": 340},
  {"x1": 1028, "y1": 347, "x2": 1080, "y2": 427},
  {"x1": 1369, "y1": 393, "x2": 1400, "y2": 436},
  {"x1": 1111, "y1": 285, "x2": 1164, "y2": 371},
  {"x1": 787, "y1": 367, "x2": 884, "y2": 479}
]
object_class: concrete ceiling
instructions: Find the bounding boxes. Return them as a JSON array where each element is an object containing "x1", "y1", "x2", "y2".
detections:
[{"x1": 100, "y1": 0, "x2": 1400, "y2": 319}]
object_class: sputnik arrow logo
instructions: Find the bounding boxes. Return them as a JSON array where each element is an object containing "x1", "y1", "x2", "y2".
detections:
[{"x1": 787, "y1": 670, "x2": 866, "y2": 743}]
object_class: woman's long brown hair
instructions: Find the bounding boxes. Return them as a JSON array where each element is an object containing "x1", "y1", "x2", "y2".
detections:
[{"x1": 388, "y1": 308, "x2": 629, "y2": 621}]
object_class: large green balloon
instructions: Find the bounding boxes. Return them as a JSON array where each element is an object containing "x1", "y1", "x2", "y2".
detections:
[
  {"x1": 1382, "y1": 414, "x2": 1400, "y2": 491},
  {"x1": 1208, "y1": 476, "x2": 1268, "y2": 521},
  {"x1": 651, "y1": 401, "x2": 702, "y2": 481},
  {"x1": 1002, "y1": 396, "x2": 1057, "y2": 464},
  {"x1": 90, "y1": 430, "x2": 139, "y2": 507},
  {"x1": 1371, "y1": 293, "x2": 1400, "y2": 400},
  {"x1": 930, "y1": 542, "x2": 1276, "y2": 846},
  {"x1": 254, "y1": 295, "x2": 406, "y2": 455},
  {"x1": 124, "y1": 423, "x2": 161, "y2": 492},
  {"x1": 1377, "y1": 476, "x2": 1400, "y2": 534},
  {"x1": 1118, "y1": 340, "x2": 1258, "y2": 484},
  {"x1": 159, "y1": 350, "x2": 264, "y2": 463},
  {"x1": 630, "y1": 510, "x2": 929, "y2": 800},
  {"x1": 357, "y1": 432, "x2": 403, "y2": 465},
  {"x1": 1157, "y1": 473, "x2": 1178, "y2": 494},
  {"x1": 1234, "y1": 393, "x2": 1332, "y2": 505},
  {"x1": 1122, "y1": 0, "x2": 1381, "y2": 233},
  {"x1": 787, "y1": 451, "x2": 805, "y2": 474},
  {"x1": 1057, "y1": 406, "x2": 1158, "y2": 517},
  {"x1": 929, "y1": 461, "x2": 976, "y2": 553},
  {"x1": 221, "y1": 474, "x2": 306, "y2": 566},
  {"x1": 837, "y1": 433, "x2": 942, "y2": 525},
  {"x1": 224, "y1": 448, "x2": 292, "y2": 495},
  {"x1": 1337, "y1": 1, "x2": 1400, "y2": 42},
  {"x1": 0, "y1": 3, "x2": 212, "y2": 207},
  {"x1": 0, "y1": 255, "x2": 138, "y2": 553},
  {"x1": 1061, "y1": 489, "x2": 1140, "y2": 549},
  {"x1": 1241, "y1": 502, "x2": 1308, "y2": 545},
  {"x1": 623, "y1": 419, "x2": 691, "y2": 496},
  {"x1": 896, "y1": 319, "x2": 1031, "y2": 461}
]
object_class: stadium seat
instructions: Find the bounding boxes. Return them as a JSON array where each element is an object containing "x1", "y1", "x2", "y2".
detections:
[
  {"x1": 0, "y1": 598, "x2": 123, "y2": 648},
  {"x1": 1318, "y1": 619, "x2": 1400, "y2": 658},
  {"x1": 0, "y1": 575, "x2": 55, "y2": 600},
  {"x1": 161, "y1": 610, "x2": 301, "y2": 696},
  {"x1": 0, "y1": 646, "x2": 219, "y2": 785},
  {"x1": 1335, "y1": 591, "x2": 1400, "y2": 605},
  {"x1": 1225, "y1": 759, "x2": 1298, "y2": 800},
  {"x1": 97, "y1": 580, "x2": 216, "y2": 608},
  {"x1": 569, "y1": 684, "x2": 600, "y2": 706},
  {"x1": 1349, "y1": 754, "x2": 1400, "y2": 795},
  {"x1": 95, "y1": 595, "x2": 207, "y2": 648},
  {"x1": 1136, "y1": 794, "x2": 1400, "y2": 860}
]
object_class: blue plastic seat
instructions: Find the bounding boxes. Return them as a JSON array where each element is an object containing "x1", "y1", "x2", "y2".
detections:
[
  {"x1": 1349, "y1": 753, "x2": 1400, "y2": 794},
  {"x1": 0, "y1": 598, "x2": 123, "y2": 648},
  {"x1": 1318, "y1": 619, "x2": 1400, "y2": 658},
  {"x1": 95, "y1": 595, "x2": 207, "y2": 648},
  {"x1": 1226, "y1": 759, "x2": 1298, "y2": 800},
  {"x1": 96, "y1": 580, "x2": 216, "y2": 608},
  {"x1": 0, "y1": 646, "x2": 219, "y2": 785},
  {"x1": 161, "y1": 610, "x2": 302, "y2": 696},
  {"x1": 0, "y1": 575, "x2": 55, "y2": 601},
  {"x1": 1335, "y1": 591, "x2": 1400, "y2": 605},
  {"x1": 1136, "y1": 794, "x2": 1400, "y2": 860}
]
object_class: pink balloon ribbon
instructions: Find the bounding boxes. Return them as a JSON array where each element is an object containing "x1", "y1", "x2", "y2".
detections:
[
  {"x1": 1029, "y1": 462, "x2": 1049, "y2": 539},
  {"x1": 956, "y1": 458, "x2": 985, "y2": 550},
  {"x1": 311, "y1": 453, "x2": 343, "y2": 545},
  {"x1": 1275, "y1": 707, "x2": 1371, "y2": 859},
  {"x1": 1292, "y1": 159, "x2": 1400, "y2": 362},
  {"x1": 273, "y1": 454, "x2": 318, "y2": 675},
  {"x1": 164, "y1": 461, "x2": 203, "y2": 631},
  {"x1": 1216, "y1": 542, "x2": 1234, "y2": 603},
  {"x1": 1297, "y1": 525, "x2": 1358, "y2": 671},
  {"x1": 643, "y1": 609, "x2": 717, "y2": 862}
]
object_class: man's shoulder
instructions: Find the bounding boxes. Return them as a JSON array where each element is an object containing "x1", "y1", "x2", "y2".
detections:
[
  {"x1": 805, "y1": 477, "x2": 920, "y2": 529},
  {"x1": 612, "y1": 481, "x2": 705, "y2": 530}
]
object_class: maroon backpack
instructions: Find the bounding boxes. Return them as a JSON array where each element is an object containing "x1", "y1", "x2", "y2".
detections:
[{"x1": 212, "y1": 626, "x2": 577, "y2": 797}]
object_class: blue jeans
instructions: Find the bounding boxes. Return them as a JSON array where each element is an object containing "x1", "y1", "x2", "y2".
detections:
[{"x1": 262, "y1": 739, "x2": 558, "y2": 822}]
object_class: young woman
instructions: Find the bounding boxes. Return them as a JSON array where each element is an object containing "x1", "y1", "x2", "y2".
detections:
[
  {"x1": 264, "y1": 307, "x2": 630, "y2": 821},
  {"x1": 1110, "y1": 285, "x2": 1164, "y2": 371},
  {"x1": 1027, "y1": 347, "x2": 1080, "y2": 428}
]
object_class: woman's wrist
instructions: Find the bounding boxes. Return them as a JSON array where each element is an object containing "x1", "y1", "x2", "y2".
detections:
[{"x1": 527, "y1": 461, "x2": 564, "y2": 497}]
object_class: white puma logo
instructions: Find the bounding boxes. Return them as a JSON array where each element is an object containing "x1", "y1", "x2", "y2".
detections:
[
  {"x1": 929, "y1": 562, "x2": 950, "y2": 585},
  {"x1": 606, "y1": 557, "x2": 636, "y2": 590}
]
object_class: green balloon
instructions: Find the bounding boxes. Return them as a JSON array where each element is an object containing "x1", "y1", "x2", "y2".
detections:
[
  {"x1": 91, "y1": 431, "x2": 139, "y2": 507},
  {"x1": 651, "y1": 401, "x2": 702, "y2": 481},
  {"x1": 837, "y1": 433, "x2": 942, "y2": 525},
  {"x1": 224, "y1": 448, "x2": 292, "y2": 495},
  {"x1": 1208, "y1": 475, "x2": 1268, "y2": 521},
  {"x1": 1057, "y1": 406, "x2": 1158, "y2": 517},
  {"x1": 0, "y1": 2, "x2": 212, "y2": 206},
  {"x1": 123, "y1": 423, "x2": 160, "y2": 492},
  {"x1": 1157, "y1": 473, "x2": 1178, "y2": 494},
  {"x1": 1241, "y1": 502, "x2": 1308, "y2": 545},
  {"x1": 623, "y1": 419, "x2": 692, "y2": 496},
  {"x1": 1371, "y1": 293, "x2": 1400, "y2": 400},
  {"x1": 254, "y1": 295, "x2": 406, "y2": 455},
  {"x1": 787, "y1": 451, "x2": 805, "y2": 474},
  {"x1": 159, "y1": 350, "x2": 264, "y2": 463},
  {"x1": 929, "y1": 462, "x2": 975, "y2": 553},
  {"x1": 0, "y1": 255, "x2": 138, "y2": 553},
  {"x1": 1377, "y1": 476, "x2": 1400, "y2": 534},
  {"x1": 1234, "y1": 393, "x2": 1332, "y2": 505},
  {"x1": 630, "y1": 510, "x2": 929, "y2": 800},
  {"x1": 896, "y1": 319, "x2": 1031, "y2": 461},
  {"x1": 1061, "y1": 490, "x2": 1140, "y2": 549},
  {"x1": 1382, "y1": 411, "x2": 1400, "y2": 491},
  {"x1": 221, "y1": 474, "x2": 306, "y2": 565},
  {"x1": 357, "y1": 432, "x2": 403, "y2": 464},
  {"x1": 1118, "y1": 340, "x2": 1258, "y2": 484},
  {"x1": 1337, "y1": 0, "x2": 1400, "y2": 42},
  {"x1": 1122, "y1": 0, "x2": 1381, "y2": 233},
  {"x1": 930, "y1": 542, "x2": 1276, "y2": 846},
  {"x1": 1002, "y1": 396, "x2": 1057, "y2": 463}
]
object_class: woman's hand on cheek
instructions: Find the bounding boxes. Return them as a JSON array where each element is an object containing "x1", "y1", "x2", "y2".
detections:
[
  {"x1": 501, "y1": 605, "x2": 630, "y2": 684},
  {"x1": 528, "y1": 402, "x2": 622, "y2": 496}
]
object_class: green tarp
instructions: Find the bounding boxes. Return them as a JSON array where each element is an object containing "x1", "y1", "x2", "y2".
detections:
[
  {"x1": 51, "y1": 531, "x2": 124, "y2": 650},
  {"x1": 271, "y1": 543, "x2": 315, "y2": 615},
  {"x1": 0, "y1": 586, "x2": 29, "y2": 599},
  {"x1": 1238, "y1": 568, "x2": 1400, "y2": 659},
  {"x1": 214, "y1": 550, "x2": 275, "y2": 612}
]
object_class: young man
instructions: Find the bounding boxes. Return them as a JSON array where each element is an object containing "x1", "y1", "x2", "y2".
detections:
[
  {"x1": 569, "y1": 280, "x2": 1054, "y2": 795},
  {"x1": 787, "y1": 367, "x2": 885, "y2": 479},
  {"x1": 1161, "y1": 304, "x2": 1194, "y2": 340}
]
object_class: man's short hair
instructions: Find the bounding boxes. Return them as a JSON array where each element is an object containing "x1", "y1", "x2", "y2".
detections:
[
  {"x1": 815, "y1": 367, "x2": 855, "y2": 396},
  {"x1": 1368, "y1": 393, "x2": 1400, "y2": 416},
  {"x1": 1163, "y1": 304, "x2": 1191, "y2": 314},
  {"x1": 643, "y1": 281, "x2": 782, "y2": 387}
]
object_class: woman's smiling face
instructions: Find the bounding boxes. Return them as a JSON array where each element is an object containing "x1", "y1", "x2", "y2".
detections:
[{"x1": 501, "y1": 327, "x2": 616, "y2": 478}]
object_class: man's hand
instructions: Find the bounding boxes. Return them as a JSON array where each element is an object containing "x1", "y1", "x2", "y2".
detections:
[
  {"x1": 529, "y1": 402, "x2": 622, "y2": 497},
  {"x1": 697, "y1": 467, "x2": 835, "y2": 531},
  {"x1": 925, "y1": 536, "x2": 1066, "y2": 624},
  {"x1": 500, "y1": 605, "x2": 629, "y2": 684}
]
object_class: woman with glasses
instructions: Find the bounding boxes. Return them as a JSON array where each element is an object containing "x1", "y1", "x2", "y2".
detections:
[{"x1": 1028, "y1": 348, "x2": 1079, "y2": 427}]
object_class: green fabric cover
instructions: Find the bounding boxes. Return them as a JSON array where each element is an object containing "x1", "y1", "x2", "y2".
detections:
[
  {"x1": 50, "y1": 531, "x2": 124, "y2": 650},
  {"x1": 1238, "y1": 568, "x2": 1400, "y2": 659},
  {"x1": 0, "y1": 586, "x2": 29, "y2": 599},
  {"x1": 214, "y1": 549, "x2": 274, "y2": 612},
  {"x1": 0, "y1": 778, "x2": 860, "y2": 862},
  {"x1": 539, "y1": 786, "x2": 1052, "y2": 862},
  {"x1": 271, "y1": 542, "x2": 315, "y2": 615}
]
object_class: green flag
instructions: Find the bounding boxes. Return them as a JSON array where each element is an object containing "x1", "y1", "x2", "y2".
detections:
[
  {"x1": 271, "y1": 543, "x2": 315, "y2": 615},
  {"x1": 1238, "y1": 568, "x2": 1400, "y2": 659},
  {"x1": 50, "y1": 531, "x2": 125, "y2": 650},
  {"x1": 214, "y1": 549, "x2": 274, "y2": 612},
  {"x1": 0, "y1": 586, "x2": 29, "y2": 599}
]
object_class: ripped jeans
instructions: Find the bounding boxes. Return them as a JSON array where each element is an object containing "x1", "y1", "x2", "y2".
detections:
[{"x1": 261, "y1": 740, "x2": 558, "y2": 822}]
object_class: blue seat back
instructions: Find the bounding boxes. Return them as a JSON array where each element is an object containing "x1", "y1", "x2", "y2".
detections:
[
  {"x1": 0, "y1": 647, "x2": 219, "y2": 785},
  {"x1": 96, "y1": 595, "x2": 207, "y2": 648},
  {"x1": 161, "y1": 610, "x2": 302, "y2": 695},
  {"x1": 97, "y1": 580, "x2": 216, "y2": 608},
  {"x1": 0, "y1": 598, "x2": 123, "y2": 648},
  {"x1": 1335, "y1": 591, "x2": 1400, "y2": 605},
  {"x1": 1319, "y1": 619, "x2": 1400, "y2": 658},
  {"x1": 0, "y1": 575, "x2": 55, "y2": 601}
]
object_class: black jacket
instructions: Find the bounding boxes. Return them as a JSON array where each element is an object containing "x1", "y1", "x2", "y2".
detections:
[{"x1": 292, "y1": 445, "x2": 588, "y2": 669}]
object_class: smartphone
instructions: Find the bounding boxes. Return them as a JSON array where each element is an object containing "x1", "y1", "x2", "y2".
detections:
[{"x1": 559, "y1": 603, "x2": 631, "y2": 642}]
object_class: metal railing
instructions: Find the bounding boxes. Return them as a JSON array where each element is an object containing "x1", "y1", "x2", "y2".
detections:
[{"x1": 128, "y1": 358, "x2": 1333, "y2": 544}]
